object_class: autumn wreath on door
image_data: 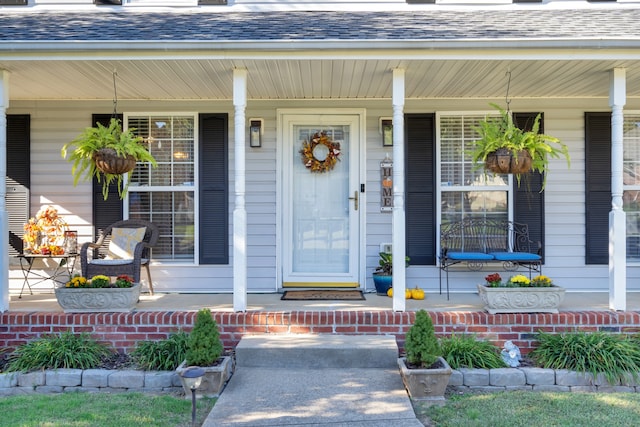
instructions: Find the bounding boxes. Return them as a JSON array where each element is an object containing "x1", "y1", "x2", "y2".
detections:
[{"x1": 299, "y1": 131, "x2": 341, "y2": 173}]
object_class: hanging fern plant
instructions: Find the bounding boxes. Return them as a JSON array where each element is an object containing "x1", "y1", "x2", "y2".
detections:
[
  {"x1": 470, "y1": 103, "x2": 570, "y2": 190},
  {"x1": 61, "y1": 118, "x2": 157, "y2": 200}
]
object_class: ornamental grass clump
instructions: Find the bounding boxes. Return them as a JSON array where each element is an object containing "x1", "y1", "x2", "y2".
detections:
[
  {"x1": 186, "y1": 308, "x2": 223, "y2": 366},
  {"x1": 5, "y1": 331, "x2": 112, "y2": 372},
  {"x1": 531, "y1": 330, "x2": 640, "y2": 385},
  {"x1": 404, "y1": 309, "x2": 441, "y2": 368},
  {"x1": 133, "y1": 330, "x2": 189, "y2": 371},
  {"x1": 440, "y1": 334, "x2": 506, "y2": 369}
]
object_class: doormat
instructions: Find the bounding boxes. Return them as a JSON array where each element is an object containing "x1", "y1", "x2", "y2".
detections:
[{"x1": 281, "y1": 290, "x2": 365, "y2": 301}]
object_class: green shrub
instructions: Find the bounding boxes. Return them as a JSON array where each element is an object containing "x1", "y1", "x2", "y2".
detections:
[
  {"x1": 6, "y1": 331, "x2": 112, "y2": 372},
  {"x1": 132, "y1": 330, "x2": 189, "y2": 371},
  {"x1": 531, "y1": 330, "x2": 640, "y2": 385},
  {"x1": 186, "y1": 308, "x2": 223, "y2": 366},
  {"x1": 440, "y1": 335, "x2": 506, "y2": 369},
  {"x1": 404, "y1": 309, "x2": 441, "y2": 368}
]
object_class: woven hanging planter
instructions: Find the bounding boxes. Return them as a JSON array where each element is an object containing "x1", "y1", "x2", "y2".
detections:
[
  {"x1": 93, "y1": 148, "x2": 136, "y2": 175},
  {"x1": 485, "y1": 148, "x2": 532, "y2": 174}
]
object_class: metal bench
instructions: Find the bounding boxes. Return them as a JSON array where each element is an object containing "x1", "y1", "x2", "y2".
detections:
[{"x1": 439, "y1": 218, "x2": 542, "y2": 299}]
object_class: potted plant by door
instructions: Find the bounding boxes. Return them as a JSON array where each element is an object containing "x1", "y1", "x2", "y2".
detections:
[
  {"x1": 372, "y1": 252, "x2": 410, "y2": 296},
  {"x1": 470, "y1": 104, "x2": 570, "y2": 189},
  {"x1": 61, "y1": 118, "x2": 157, "y2": 200},
  {"x1": 398, "y1": 309, "x2": 452, "y2": 405},
  {"x1": 176, "y1": 308, "x2": 233, "y2": 398},
  {"x1": 477, "y1": 273, "x2": 566, "y2": 314}
]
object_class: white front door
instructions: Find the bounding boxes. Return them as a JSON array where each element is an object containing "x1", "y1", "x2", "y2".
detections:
[{"x1": 280, "y1": 112, "x2": 363, "y2": 287}]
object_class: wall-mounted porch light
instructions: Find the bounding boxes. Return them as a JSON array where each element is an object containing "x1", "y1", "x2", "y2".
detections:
[
  {"x1": 249, "y1": 118, "x2": 263, "y2": 148},
  {"x1": 379, "y1": 118, "x2": 393, "y2": 147}
]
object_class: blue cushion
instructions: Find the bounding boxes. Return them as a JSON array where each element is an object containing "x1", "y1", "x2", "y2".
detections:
[
  {"x1": 447, "y1": 252, "x2": 494, "y2": 261},
  {"x1": 490, "y1": 252, "x2": 541, "y2": 261}
]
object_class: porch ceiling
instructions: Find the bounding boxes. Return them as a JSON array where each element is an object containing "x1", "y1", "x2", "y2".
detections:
[{"x1": 5, "y1": 58, "x2": 640, "y2": 101}]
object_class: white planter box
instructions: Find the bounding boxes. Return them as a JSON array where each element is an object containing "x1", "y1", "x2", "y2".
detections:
[
  {"x1": 54, "y1": 283, "x2": 140, "y2": 313},
  {"x1": 477, "y1": 284, "x2": 566, "y2": 314}
]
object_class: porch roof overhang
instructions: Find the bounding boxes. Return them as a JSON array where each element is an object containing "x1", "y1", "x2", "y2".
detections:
[{"x1": 1, "y1": 8, "x2": 640, "y2": 101}]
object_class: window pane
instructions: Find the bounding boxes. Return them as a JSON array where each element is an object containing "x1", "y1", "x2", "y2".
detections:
[
  {"x1": 440, "y1": 113, "x2": 509, "y2": 230},
  {"x1": 623, "y1": 115, "x2": 640, "y2": 261},
  {"x1": 127, "y1": 115, "x2": 195, "y2": 262}
]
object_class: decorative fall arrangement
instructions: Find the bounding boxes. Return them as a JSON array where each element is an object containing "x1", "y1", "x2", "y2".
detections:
[{"x1": 23, "y1": 205, "x2": 68, "y2": 255}]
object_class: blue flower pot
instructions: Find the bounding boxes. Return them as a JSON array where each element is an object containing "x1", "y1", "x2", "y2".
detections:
[{"x1": 373, "y1": 274, "x2": 393, "y2": 296}]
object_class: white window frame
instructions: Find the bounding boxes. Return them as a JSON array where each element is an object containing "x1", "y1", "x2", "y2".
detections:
[
  {"x1": 123, "y1": 112, "x2": 199, "y2": 264},
  {"x1": 622, "y1": 111, "x2": 640, "y2": 262},
  {"x1": 435, "y1": 111, "x2": 515, "y2": 253}
]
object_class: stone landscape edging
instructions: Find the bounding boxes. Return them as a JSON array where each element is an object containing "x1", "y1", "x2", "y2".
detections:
[
  {"x1": 449, "y1": 367, "x2": 640, "y2": 393},
  {"x1": 0, "y1": 368, "x2": 183, "y2": 396},
  {"x1": 2, "y1": 366, "x2": 639, "y2": 396}
]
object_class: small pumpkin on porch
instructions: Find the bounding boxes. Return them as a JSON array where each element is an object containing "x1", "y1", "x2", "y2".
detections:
[
  {"x1": 470, "y1": 104, "x2": 570, "y2": 190},
  {"x1": 61, "y1": 118, "x2": 157, "y2": 200}
]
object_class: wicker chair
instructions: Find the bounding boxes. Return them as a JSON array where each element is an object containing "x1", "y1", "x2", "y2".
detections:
[{"x1": 80, "y1": 219, "x2": 159, "y2": 295}]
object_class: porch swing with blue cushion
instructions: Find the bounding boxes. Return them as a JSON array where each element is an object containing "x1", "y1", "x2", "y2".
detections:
[
  {"x1": 80, "y1": 219, "x2": 159, "y2": 294},
  {"x1": 439, "y1": 218, "x2": 542, "y2": 299}
]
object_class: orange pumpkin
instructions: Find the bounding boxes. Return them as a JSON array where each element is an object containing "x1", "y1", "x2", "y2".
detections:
[
  {"x1": 387, "y1": 288, "x2": 393, "y2": 297},
  {"x1": 405, "y1": 289, "x2": 413, "y2": 299}
]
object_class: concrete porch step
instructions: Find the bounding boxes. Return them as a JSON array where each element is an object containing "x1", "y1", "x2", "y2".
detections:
[{"x1": 235, "y1": 334, "x2": 399, "y2": 369}]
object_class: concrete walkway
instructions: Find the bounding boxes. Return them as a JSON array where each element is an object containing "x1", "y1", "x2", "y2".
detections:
[{"x1": 203, "y1": 335, "x2": 423, "y2": 427}]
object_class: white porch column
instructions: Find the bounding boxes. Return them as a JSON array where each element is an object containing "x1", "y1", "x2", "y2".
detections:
[
  {"x1": 0, "y1": 70, "x2": 9, "y2": 312},
  {"x1": 233, "y1": 68, "x2": 248, "y2": 312},
  {"x1": 391, "y1": 68, "x2": 406, "y2": 312},
  {"x1": 609, "y1": 67, "x2": 626, "y2": 311}
]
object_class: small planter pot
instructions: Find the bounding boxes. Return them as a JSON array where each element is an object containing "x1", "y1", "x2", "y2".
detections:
[
  {"x1": 485, "y1": 148, "x2": 532, "y2": 174},
  {"x1": 176, "y1": 357, "x2": 234, "y2": 398},
  {"x1": 477, "y1": 283, "x2": 566, "y2": 314},
  {"x1": 93, "y1": 148, "x2": 137, "y2": 175},
  {"x1": 398, "y1": 357, "x2": 452, "y2": 405},
  {"x1": 54, "y1": 283, "x2": 140, "y2": 313},
  {"x1": 372, "y1": 273, "x2": 392, "y2": 295}
]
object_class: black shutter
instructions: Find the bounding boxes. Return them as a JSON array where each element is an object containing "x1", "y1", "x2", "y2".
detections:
[
  {"x1": 513, "y1": 112, "x2": 545, "y2": 261},
  {"x1": 585, "y1": 112, "x2": 612, "y2": 264},
  {"x1": 6, "y1": 115, "x2": 30, "y2": 256},
  {"x1": 92, "y1": 114, "x2": 123, "y2": 239},
  {"x1": 199, "y1": 114, "x2": 228, "y2": 264},
  {"x1": 405, "y1": 114, "x2": 436, "y2": 265}
]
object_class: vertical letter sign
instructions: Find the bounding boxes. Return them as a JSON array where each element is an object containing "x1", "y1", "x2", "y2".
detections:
[{"x1": 380, "y1": 159, "x2": 393, "y2": 212}]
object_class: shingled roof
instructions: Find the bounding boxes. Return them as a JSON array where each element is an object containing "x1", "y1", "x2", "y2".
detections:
[{"x1": 1, "y1": 9, "x2": 639, "y2": 43}]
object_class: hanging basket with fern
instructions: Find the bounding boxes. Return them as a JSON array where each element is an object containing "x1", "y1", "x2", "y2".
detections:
[
  {"x1": 470, "y1": 104, "x2": 570, "y2": 190},
  {"x1": 61, "y1": 118, "x2": 157, "y2": 200}
]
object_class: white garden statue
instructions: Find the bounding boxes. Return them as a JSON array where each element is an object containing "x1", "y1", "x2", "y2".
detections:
[{"x1": 501, "y1": 340, "x2": 522, "y2": 367}]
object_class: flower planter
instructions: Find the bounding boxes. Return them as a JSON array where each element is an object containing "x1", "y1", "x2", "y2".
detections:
[
  {"x1": 372, "y1": 273, "x2": 392, "y2": 295},
  {"x1": 485, "y1": 148, "x2": 532, "y2": 174},
  {"x1": 477, "y1": 283, "x2": 566, "y2": 314},
  {"x1": 176, "y1": 357, "x2": 234, "y2": 398},
  {"x1": 54, "y1": 283, "x2": 140, "y2": 313},
  {"x1": 398, "y1": 357, "x2": 452, "y2": 405}
]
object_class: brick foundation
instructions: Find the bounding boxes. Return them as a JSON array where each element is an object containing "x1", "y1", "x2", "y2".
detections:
[{"x1": 2, "y1": 310, "x2": 640, "y2": 354}]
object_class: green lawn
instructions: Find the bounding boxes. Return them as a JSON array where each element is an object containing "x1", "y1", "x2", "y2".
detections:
[
  {"x1": 0, "y1": 392, "x2": 215, "y2": 427},
  {"x1": 416, "y1": 391, "x2": 640, "y2": 427}
]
